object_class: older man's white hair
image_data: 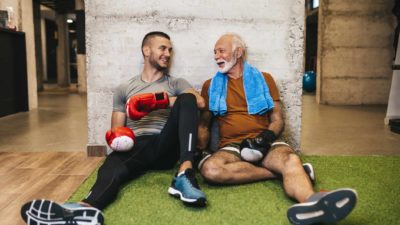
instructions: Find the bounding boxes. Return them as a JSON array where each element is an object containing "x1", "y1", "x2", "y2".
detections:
[{"x1": 223, "y1": 33, "x2": 247, "y2": 61}]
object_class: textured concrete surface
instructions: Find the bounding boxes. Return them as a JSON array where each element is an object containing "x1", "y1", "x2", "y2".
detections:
[
  {"x1": 77, "y1": 54, "x2": 87, "y2": 93},
  {"x1": 86, "y1": 0, "x2": 305, "y2": 151},
  {"x1": 317, "y1": 0, "x2": 395, "y2": 105},
  {"x1": 1, "y1": 91, "x2": 398, "y2": 156}
]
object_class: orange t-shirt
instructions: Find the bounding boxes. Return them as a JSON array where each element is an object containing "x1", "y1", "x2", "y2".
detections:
[{"x1": 201, "y1": 72, "x2": 280, "y2": 148}]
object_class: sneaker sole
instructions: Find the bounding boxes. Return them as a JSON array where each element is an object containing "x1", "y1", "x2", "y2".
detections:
[
  {"x1": 287, "y1": 188, "x2": 357, "y2": 225},
  {"x1": 168, "y1": 187, "x2": 206, "y2": 207},
  {"x1": 21, "y1": 199, "x2": 104, "y2": 225}
]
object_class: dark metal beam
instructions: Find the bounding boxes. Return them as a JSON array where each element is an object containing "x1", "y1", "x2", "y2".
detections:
[{"x1": 39, "y1": 0, "x2": 75, "y2": 14}]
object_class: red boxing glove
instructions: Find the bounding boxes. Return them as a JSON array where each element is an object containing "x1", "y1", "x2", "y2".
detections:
[
  {"x1": 125, "y1": 92, "x2": 169, "y2": 120},
  {"x1": 105, "y1": 126, "x2": 135, "y2": 151}
]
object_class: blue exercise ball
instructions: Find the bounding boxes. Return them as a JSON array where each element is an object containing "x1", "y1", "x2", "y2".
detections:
[{"x1": 303, "y1": 71, "x2": 316, "y2": 92}]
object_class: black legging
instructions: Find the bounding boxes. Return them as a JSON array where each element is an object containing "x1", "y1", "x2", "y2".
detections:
[{"x1": 83, "y1": 93, "x2": 198, "y2": 210}]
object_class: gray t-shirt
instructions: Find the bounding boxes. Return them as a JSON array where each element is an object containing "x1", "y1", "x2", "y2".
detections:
[{"x1": 113, "y1": 75, "x2": 192, "y2": 136}]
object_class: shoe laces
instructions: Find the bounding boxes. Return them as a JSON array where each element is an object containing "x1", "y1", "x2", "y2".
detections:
[{"x1": 183, "y1": 169, "x2": 201, "y2": 189}]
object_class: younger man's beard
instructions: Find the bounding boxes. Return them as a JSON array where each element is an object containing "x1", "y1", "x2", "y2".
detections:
[{"x1": 149, "y1": 56, "x2": 170, "y2": 72}]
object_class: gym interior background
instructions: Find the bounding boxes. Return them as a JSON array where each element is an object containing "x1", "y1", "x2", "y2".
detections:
[
  {"x1": 0, "y1": 0, "x2": 399, "y2": 152},
  {"x1": 0, "y1": 0, "x2": 399, "y2": 224}
]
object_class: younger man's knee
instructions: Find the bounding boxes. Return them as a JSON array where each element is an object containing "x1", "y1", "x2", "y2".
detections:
[{"x1": 177, "y1": 93, "x2": 196, "y2": 103}]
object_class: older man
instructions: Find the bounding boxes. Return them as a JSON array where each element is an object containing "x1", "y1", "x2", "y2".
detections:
[{"x1": 197, "y1": 33, "x2": 357, "y2": 225}]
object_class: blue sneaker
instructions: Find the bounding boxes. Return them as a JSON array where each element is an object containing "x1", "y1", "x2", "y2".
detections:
[
  {"x1": 287, "y1": 188, "x2": 357, "y2": 225},
  {"x1": 168, "y1": 168, "x2": 207, "y2": 207},
  {"x1": 21, "y1": 199, "x2": 104, "y2": 225}
]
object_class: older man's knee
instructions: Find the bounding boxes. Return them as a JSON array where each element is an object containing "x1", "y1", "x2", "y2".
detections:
[
  {"x1": 265, "y1": 145, "x2": 301, "y2": 172},
  {"x1": 284, "y1": 152, "x2": 302, "y2": 169}
]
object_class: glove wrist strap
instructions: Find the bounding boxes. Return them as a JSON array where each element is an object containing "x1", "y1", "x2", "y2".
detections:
[
  {"x1": 154, "y1": 92, "x2": 169, "y2": 109},
  {"x1": 155, "y1": 92, "x2": 170, "y2": 109},
  {"x1": 258, "y1": 130, "x2": 277, "y2": 144}
]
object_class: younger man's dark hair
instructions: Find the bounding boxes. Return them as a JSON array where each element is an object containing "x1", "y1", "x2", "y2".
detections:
[{"x1": 141, "y1": 31, "x2": 170, "y2": 55}]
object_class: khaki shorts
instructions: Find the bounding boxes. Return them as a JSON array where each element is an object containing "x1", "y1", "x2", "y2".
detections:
[
  {"x1": 219, "y1": 141, "x2": 293, "y2": 158},
  {"x1": 198, "y1": 141, "x2": 294, "y2": 169},
  {"x1": 218, "y1": 143, "x2": 241, "y2": 158}
]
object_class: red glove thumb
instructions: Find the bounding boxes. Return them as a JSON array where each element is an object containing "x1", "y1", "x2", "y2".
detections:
[{"x1": 105, "y1": 126, "x2": 135, "y2": 151}]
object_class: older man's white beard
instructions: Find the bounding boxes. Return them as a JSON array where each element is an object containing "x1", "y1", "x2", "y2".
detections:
[{"x1": 218, "y1": 56, "x2": 237, "y2": 74}]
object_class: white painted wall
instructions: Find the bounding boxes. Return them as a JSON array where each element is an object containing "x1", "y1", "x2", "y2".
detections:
[{"x1": 86, "y1": 0, "x2": 305, "y2": 151}]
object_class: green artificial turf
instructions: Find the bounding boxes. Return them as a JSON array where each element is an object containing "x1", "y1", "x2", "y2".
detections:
[{"x1": 69, "y1": 156, "x2": 400, "y2": 225}]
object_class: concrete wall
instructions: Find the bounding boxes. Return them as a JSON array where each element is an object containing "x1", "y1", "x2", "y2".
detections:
[
  {"x1": 0, "y1": 0, "x2": 38, "y2": 110},
  {"x1": 40, "y1": 5, "x2": 56, "y2": 82},
  {"x1": 317, "y1": 0, "x2": 395, "y2": 105},
  {"x1": 76, "y1": 0, "x2": 87, "y2": 93},
  {"x1": 86, "y1": 0, "x2": 305, "y2": 152}
]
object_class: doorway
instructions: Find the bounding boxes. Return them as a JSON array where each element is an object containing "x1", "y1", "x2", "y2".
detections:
[{"x1": 45, "y1": 18, "x2": 57, "y2": 83}]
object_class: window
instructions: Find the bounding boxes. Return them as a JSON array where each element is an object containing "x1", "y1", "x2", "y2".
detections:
[{"x1": 312, "y1": 0, "x2": 319, "y2": 9}]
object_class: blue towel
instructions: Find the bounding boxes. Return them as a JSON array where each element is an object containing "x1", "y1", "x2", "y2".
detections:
[{"x1": 208, "y1": 61, "x2": 274, "y2": 116}]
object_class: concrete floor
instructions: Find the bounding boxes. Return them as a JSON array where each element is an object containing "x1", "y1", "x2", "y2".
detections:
[
  {"x1": 301, "y1": 93, "x2": 400, "y2": 155},
  {"x1": 0, "y1": 89, "x2": 398, "y2": 155}
]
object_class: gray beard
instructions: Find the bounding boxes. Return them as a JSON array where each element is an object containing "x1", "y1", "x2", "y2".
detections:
[{"x1": 219, "y1": 57, "x2": 237, "y2": 73}]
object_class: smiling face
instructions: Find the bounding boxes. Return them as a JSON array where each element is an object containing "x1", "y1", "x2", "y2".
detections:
[
  {"x1": 143, "y1": 36, "x2": 173, "y2": 71},
  {"x1": 214, "y1": 35, "x2": 239, "y2": 74}
]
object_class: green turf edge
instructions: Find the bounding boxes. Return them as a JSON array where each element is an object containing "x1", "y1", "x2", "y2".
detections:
[{"x1": 69, "y1": 156, "x2": 400, "y2": 225}]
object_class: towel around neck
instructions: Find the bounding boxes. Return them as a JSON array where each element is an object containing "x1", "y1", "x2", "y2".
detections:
[{"x1": 208, "y1": 61, "x2": 274, "y2": 116}]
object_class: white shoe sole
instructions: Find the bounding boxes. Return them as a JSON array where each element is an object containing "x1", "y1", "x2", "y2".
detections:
[
  {"x1": 287, "y1": 188, "x2": 357, "y2": 225},
  {"x1": 168, "y1": 187, "x2": 206, "y2": 206},
  {"x1": 21, "y1": 199, "x2": 104, "y2": 225}
]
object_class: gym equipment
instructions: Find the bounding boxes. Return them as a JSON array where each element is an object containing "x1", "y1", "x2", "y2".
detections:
[
  {"x1": 126, "y1": 92, "x2": 169, "y2": 120},
  {"x1": 105, "y1": 126, "x2": 135, "y2": 151},
  {"x1": 303, "y1": 71, "x2": 316, "y2": 92}
]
